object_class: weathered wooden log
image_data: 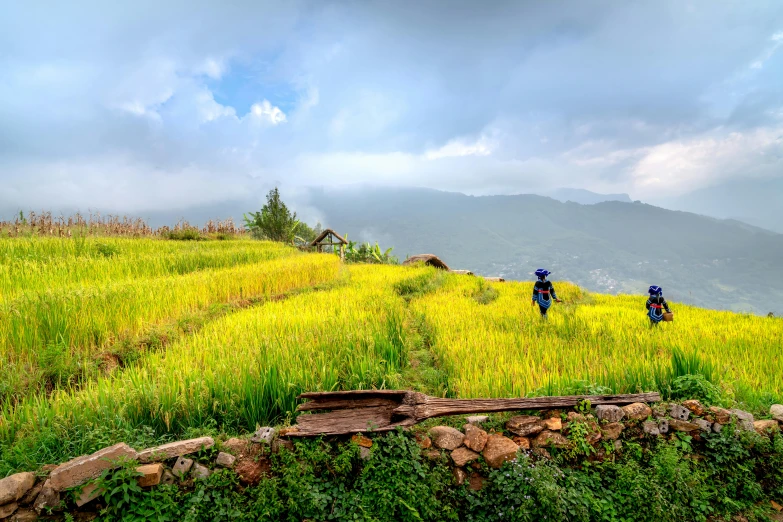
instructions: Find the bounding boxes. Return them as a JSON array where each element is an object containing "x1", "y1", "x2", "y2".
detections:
[{"x1": 285, "y1": 390, "x2": 661, "y2": 437}]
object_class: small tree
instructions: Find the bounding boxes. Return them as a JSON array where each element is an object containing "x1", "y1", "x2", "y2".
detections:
[{"x1": 243, "y1": 188, "x2": 300, "y2": 243}]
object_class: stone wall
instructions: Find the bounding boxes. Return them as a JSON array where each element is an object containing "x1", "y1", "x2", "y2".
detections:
[{"x1": 1, "y1": 402, "x2": 781, "y2": 520}]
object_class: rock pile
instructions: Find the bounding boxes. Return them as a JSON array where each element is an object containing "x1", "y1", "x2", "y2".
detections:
[
  {"x1": 0, "y1": 427, "x2": 281, "y2": 521},
  {"x1": 3, "y1": 401, "x2": 783, "y2": 519},
  {"x1": 419, "y1": 402, "x2": 783, "y2": 492}
]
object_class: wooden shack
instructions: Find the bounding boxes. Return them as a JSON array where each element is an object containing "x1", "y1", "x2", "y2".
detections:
[{"x1": 310, "y1": 229, "x2": 347, "y2": 260}]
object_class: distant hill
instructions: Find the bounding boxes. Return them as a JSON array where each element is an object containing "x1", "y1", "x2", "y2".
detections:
[
  {"x1": 654, "y1": 177, "x2": 783, "y2": 234},
  {"x1": 544, "y1": 188, "x2": 633, "y2": 205},
  {"x1": 309, "y1": 187, "x2": 783, "y2": 314}
]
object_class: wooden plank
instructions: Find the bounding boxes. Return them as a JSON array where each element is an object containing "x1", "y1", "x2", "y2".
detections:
[
  {"x1": 297, "y1": 397, "x2": 401, "y2": 412},
  {"x1": 298, "y1": 390, "x2": 409, "y2": 400},
  {"x1": 396, "y1": 392, "x2": 661, "y2": 421},
  {"x1": 288, "y1": 390, "x2": 661, "y2": 437}
]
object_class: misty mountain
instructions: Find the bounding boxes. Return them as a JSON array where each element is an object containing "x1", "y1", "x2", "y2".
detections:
[
  {"x1": 309, "y1": 187, "x2": 783, "y2": 314},
  {"x1": 544, "y1": 188, "x2": 632, "y2": 205},
  {"x1": 654, "y1": 178, "x2": 783, "y2": 234}
]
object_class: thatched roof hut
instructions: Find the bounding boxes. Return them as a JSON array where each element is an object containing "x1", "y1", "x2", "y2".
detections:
[
  {"x1": 402, "y1": 254, "x2": 450, "y2": 270},
  {"x1": 310, "y1": 229, "x2": 347, "y2": 260},
  {"x1": 450, "y1": 269, "x2": 474, "y2": 276}
]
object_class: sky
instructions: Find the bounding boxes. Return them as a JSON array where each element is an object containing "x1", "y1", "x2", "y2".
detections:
[{"x1": 1, "y1": 0, "x2": 782, "y2": 218}]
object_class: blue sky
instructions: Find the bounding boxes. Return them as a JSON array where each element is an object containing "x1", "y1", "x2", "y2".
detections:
[{"x1": 1, "y1": 0, "x2": 782, "y2": 217}]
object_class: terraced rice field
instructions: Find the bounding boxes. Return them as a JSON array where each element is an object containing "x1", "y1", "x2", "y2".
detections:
[{"x1": 1, "y1": 235, "x2": 781, "y2": 473}]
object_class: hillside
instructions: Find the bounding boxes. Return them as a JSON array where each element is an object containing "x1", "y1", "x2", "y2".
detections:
[
  {"x1": 1, "y1": 236, "x2": 783, "y2": 520},
  {"x1": 309, "y1": 187, "x2": 783, "y2": 314}
]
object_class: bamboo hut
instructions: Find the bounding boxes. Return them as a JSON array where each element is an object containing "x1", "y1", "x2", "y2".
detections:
[{"x1": 310, "y1": 229, "x2": 347, "y2": 260}]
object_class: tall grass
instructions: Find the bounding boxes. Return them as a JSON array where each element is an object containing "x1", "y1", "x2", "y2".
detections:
[
  {"x1": 411, "y1": 275, "x2": 783, "y2": 409},
  {"x1": 0, "y1": 237, "x2": 292, "y2": 302},
  {"x1": 0, "y1": 265, "x2": 422, "y2": 471},
  {"x1": 0, "y1": 246, "x2": 339, "y2": 401}
]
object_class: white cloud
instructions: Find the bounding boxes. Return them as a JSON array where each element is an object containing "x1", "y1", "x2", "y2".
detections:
[
  {"x1": 248, "y1": 100, "x2": 287, "y2": 125},
  {"x1": 631, "y1": 127, "x2": 783, "y2": 196},
  {"x1": 196, "y1": 58, "x2": 227, "y2": 79},
  {"x1": 425, "y1": 134, "x2": 496, "y2": 160}
]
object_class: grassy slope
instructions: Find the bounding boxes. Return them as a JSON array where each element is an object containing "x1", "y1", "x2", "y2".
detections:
[{"x1": 1, "y1": 241, "x2": 782, "y2": 475}]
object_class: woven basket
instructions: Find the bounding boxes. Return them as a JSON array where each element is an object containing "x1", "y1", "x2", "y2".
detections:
[{"x1": 663, "y1": 312, "x2": 674, "y2": 322}]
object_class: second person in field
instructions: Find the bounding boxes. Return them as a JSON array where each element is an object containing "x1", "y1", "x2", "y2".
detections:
[{"x1": 532, "y1": 268, "x2": 561, "y2": 319}]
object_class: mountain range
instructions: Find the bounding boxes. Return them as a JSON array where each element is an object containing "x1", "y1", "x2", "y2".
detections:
[{"x1": 308, "y1": 187, "x2": 783, "y2": 314}]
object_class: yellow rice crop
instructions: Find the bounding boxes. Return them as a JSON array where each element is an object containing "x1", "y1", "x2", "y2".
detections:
[{"x1": 412, "y1": 275, "x2": 783, "y2": 405}]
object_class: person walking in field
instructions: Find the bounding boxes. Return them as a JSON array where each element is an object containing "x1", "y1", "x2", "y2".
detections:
[
  {"x1": 646, "y1": 285, "x2": 672, "y2": 326},
  {"x1": 532, "y1": 268, "x2": 561, "y2": 319}
]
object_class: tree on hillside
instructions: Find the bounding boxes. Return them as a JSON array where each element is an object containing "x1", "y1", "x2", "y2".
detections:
[{"x1": 243, "y1": 188, "x2": 301, "y2": 243}]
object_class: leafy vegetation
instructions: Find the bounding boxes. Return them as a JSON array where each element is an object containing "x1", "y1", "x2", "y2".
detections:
[{"x1": 41, "y1": 429, "x2": 783, "y2": 521}]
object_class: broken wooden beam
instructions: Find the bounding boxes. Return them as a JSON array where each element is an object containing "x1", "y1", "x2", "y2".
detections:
[{"x1": 284, "y1": 390, "x2": 661, "y2": 436}]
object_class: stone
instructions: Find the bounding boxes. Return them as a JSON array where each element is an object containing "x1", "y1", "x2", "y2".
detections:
[
  {"x1": 532, "y1": 448, "x2": 552, "y2": 459},
  {"x1": 668, "y1": 419, "x2": 700, "y2": 432},
  {"x1": 658, "y1": 419, "x2": 670, "y2": 434},
  {"x1": 642, "y1": 421, "x2": 660, "y2": 436},
  {"x1": 191, "y1": 463, "x2": 210, "y2": 480},
  {"x1": 709, "y1": 406, "x2": 731, "y2": 424},
  {"x1": 351, "y1": 434, "x2": 373, "y2": 448},
  {"x1": 49, "y1": 443, "x2": 137, "y2": 491},
  {"x1": 0, "y1": 473, "x2": 36, "y2": 505},
  {"x1": 9, "y1": 508, "x2": 38, "y2": 521},
  {"x1": 221, "y1": 438, "x2": 251, "y2": 456},
  {"x1": 670, "y1": 404, "x2": 691, "y2": 421},
  {"x1": 463, "y1": 424, "x2": 488, "y2": 452},
  {"x1": 0, "y1": 503, "x2": 18, "y2": 519},
  {"x1": 622, "y1": 403, "x2": 652, "y2": 421},
  {"x1": 428, "y1": 426, "x2": 465, "y2": 450},
  {"x1": 482, "y1": 435, "x2": 519, "y2": 468},
  {"x1": 682, "y1": 400, "x2": 706, "y2": 416},
  {"x1": 614, "y1": 440, "x2": 623, "y2": 452},
  {"x1": 216, "y1": 452, "x2": 236, "y2": 468},
  {"x1": 75, "y1": 483, "x2": 103, "y2": 507},
  {"x1": 32, "y1": 481, "x2": 60, "y2": 514},
  {"x1": 512, "y1": 436, "x2": 531, "y2": 450},
  {"x1": 542, "y1": 417, "x2": 562, "y2": 431},
  {"x1": 567, "y1": 412, "x2": 586, "y2": 423},
  {"x1": 416, "y1": 434, "x2": 432, "y2": 449},
  {"x1": 754, "y1": 420, "x2": 779, "y2": 435},
  {"x1": 451, "y1": 447, "x2": 481, "y2": 467},
  {"x1": 468, "y1": 473, "x2": 485, "y2": 491},
  {"x1": 136, "y1": 463, "x2": 164, "y2": 487},
  {"x1": 235, "y1": 457, "x2": 270, "y2": 486},
  {"x1": 271, "y1": 438, "x2": 294, "y2": 454},
  {"x1": 771, "y1": 404, "x2": 783, "y2": 423},
  {"x1": 695, "y1": 419, "x2": 712, "y2": 432},
  {"x1": 423, "y1": 450, "x2": 441, "y2": 461},
  {"x1": 731, "y1": 409, "x2": 755, "y2": 431},
  {"x1": 453, "y1": 467, "x2": 467, "y2": 486},
  {"x1": 506, "y1": 415, "x2": 544, "y2": 437},
  {"x1": 601, "y1": 422, "x2": 624, "y2": 440},
  {"x1": 466, "y1": 415, "x2": 488, "y2": 425},
  {"x1": 137, "y1": 437, "x2": 214, "y2": 464},
  {"x1": 19, "y1": 482, "x2": 42, "y2": 507},
  {"x1": 172, "y1": 457, "x2": 194, "y2": 478},
  {"x1": 359, "y1": 447, "x2": 371, "y2": 461},
  {"x1": 160, "y1": 470, "x2": 176, "y2": 486},
  {"x1": 532, "y1": 430, "x2": 571, "y2": 449},
  {"x1": 712, "y1": 422, "x2": 723, "y2": 433},
  {"x1": 250, "y1": 427, "x2": 277, "y2": 445},
  {"x1": 595, "y1": 405, "x2": 624, "y2": 423}
]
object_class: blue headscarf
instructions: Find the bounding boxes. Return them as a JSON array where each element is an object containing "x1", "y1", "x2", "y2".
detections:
[
  {"x1": 535, "y1": 268, "x2": 551, "y2": 280},
  {"x1": 648, "y1": 285, "x2": 663, "y2": 296}
]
